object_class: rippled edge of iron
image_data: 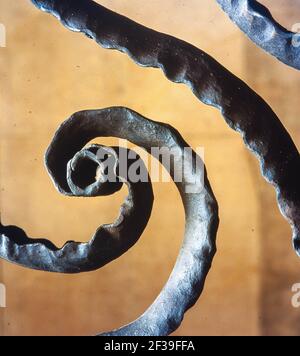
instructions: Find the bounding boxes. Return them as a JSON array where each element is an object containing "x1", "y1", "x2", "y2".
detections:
[
  {"x1": 31, "y1": 0, "x2": 300, "y2": 256},
  {"x1": 1, "y1": 104, "x2": 219, "y2": 336},
  {"x1": 217, "y1": 0, "x2": 300, "y2": 70}
]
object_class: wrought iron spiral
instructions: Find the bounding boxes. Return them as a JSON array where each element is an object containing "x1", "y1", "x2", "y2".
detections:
[{"x1": 0, "y1": 0, "x2": 299, "y2": 336}]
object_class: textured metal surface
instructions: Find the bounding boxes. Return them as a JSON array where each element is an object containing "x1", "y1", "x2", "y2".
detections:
[
  {"x1": 0, "y1": 0, "x2": 299, "y2": 337},
  {"x1": 0, "y1": 117, "x2": 154, "y2": 273},
  {"x1": 0, "y1": 107, "x2": 219, "y2": 336},
  {"x1": 30, "y1": 0, "x2": 300, "y2": 255},
  {"x1": 216, "y1": 0, "x2": 300, "y2": 70}
]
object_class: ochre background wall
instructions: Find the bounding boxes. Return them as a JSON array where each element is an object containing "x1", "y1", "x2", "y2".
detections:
[{"x1": 0, "y1": 0, "x2": 299, "y2": 336}]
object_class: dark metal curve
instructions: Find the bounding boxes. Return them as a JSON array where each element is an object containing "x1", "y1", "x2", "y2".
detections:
[
  {"x1": 0, "y1": 126, "x2": 154, "y2": 273},
  {"x1": 52, "y1": 107, "x2": 219, "y2": 336},
  {"x1": 1, "y1": 106, "x2": 219, "y2": 336},
  {"x1": 1, "y1": 0, "x2": 299, "y2": 337},
  {"x1": 30, "y1": 0, "x2": 300, "y2": 256},
  {"x1": 216, "y1": 0, "x2": 300, "y2": 70}
]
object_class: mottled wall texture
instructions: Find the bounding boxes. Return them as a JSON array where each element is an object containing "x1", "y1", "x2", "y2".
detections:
[{"x1": 0, "y1": 0, "x2": 299, "y2": 336}]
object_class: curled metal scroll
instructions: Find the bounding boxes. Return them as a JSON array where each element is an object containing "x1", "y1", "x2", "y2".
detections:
[
  {"x1": 0, "y1": 125, "x2": 154, "y2": 273},
  {"x1": 30, "y1": 0, "x2": 300, "y2": 255},
  {"x1": 0, "y1": 0, "x2": 299, "y2": 336},
  {"x1": 0, "y1": 107, "x2": 219, "y2": 336},
  {"x1": 216, "y1": 0, "x2": 300, "y2": 70}
]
